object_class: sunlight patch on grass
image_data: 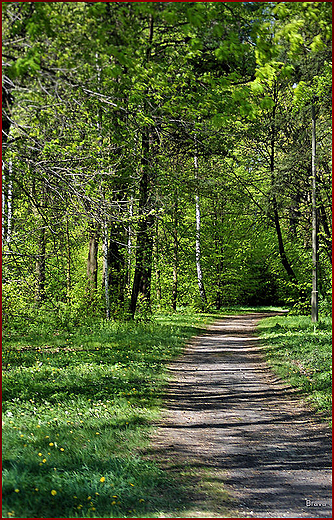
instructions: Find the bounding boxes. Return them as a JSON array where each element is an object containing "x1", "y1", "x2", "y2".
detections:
[{"x1": 258, "y1": 315, "x2": 332, "y2": 423}]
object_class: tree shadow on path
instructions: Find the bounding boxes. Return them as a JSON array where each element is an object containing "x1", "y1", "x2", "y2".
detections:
[{"x1": 146, "y1": 313, "x2": 332, "y2": 518}]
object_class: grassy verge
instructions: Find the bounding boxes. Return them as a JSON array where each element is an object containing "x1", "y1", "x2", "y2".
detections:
[
  {"x1": 257, "y1": 315, "x2": 332, "y2": 425},
  {"x1": 2, "y1": 311, "x2": 214, "y2": 519}
]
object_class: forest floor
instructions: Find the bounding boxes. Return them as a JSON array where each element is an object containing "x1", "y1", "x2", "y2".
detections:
[{"x1": 146, "y1": 313, "x2": 332, "y2": 518}]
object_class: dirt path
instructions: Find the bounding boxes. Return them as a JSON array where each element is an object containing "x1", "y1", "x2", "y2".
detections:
[{"x1": 149, "y1": 314, "x2": 332, "y2": 518}]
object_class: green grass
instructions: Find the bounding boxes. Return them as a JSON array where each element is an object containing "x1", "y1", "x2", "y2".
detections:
[
  {"x1": 5, "y1": 305, "x2": 327, "y2": 518},
  {"x1": 258, "y1": 315, "x2": 332, "y2": 424},
  {"x1": 2, "y1": 311, "x2": 213, "y2": 519}
]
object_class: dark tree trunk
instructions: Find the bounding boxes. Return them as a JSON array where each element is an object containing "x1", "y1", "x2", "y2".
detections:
[
  {"x1": 86, "y1": 223, "x2": 99, "y2": 299},
  {"x1": 130, "y1": 127, "x2": 155, "y2": 317},
  {"x1": 130, "y1": 14, "x2": 156, "y2": 318},
  {"x1": 270, "y1": 94, "x2": 298, "y2": 285},
  {"x1": 108, "y1": 219, "x2": 126, "y2": 307},
  {"x1": 2, "y1": 82, "x2": 13, "y2": 147},
  {"x1": 35, "y1": 226, "x2": 46, "y2": 304},
  {"x1": 273, "y1": 202, "x2": 298, "y2": 283},
  {"x1": 319, "y1": 201, "x2": 332, "y2": 264}
]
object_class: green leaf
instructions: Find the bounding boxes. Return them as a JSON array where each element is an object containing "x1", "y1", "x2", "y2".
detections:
[{"x1": 260, "y1": 96, "x2": 275, "y2": 109}]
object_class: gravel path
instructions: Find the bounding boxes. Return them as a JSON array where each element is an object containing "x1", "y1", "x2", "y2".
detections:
[{"x1": 149, "y1": 314, "x2": 332, "y2": 518}]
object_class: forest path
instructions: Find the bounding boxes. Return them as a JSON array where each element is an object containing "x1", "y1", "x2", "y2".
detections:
[{"x1": 148, "y1": 313, "x2": 332, "y2": 518}]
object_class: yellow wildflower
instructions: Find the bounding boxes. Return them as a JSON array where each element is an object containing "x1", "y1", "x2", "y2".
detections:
[
  {"x1": 51, "y1": 490, "x2": 57, "y2": 496},
  {"x1": 99, "y1": 477, "x2": 105, "y2": 483}
]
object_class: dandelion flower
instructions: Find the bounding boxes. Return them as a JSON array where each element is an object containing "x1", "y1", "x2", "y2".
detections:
[
  {"x1": 49, "y1": 442, "x2": 54, "y2": 447},
  {"x1": 99, "y1": 477, "x2": 105, "y2": 483},
  {"x1": 51, "y1": 490, "x2": 57, "y2": 496},
  {"x1": 38, "y1": 453, "x2": 42, "y2": 457},
  {"x1": 42, "y1": 458, "x2": 47, "y2": 463},
  {"x1": 112, "y1": 501, "x2": 116, "y2": 506},
  {"x1": 14, "y1": 489, "x2": 20, "y2": 493},
  {"x1": 60, "y1": 448, "x2": 64, "y2": 451}
]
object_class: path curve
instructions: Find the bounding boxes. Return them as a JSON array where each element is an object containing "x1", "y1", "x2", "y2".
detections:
[{"x1": 149, "y1": 314, "x2": 332, "y2": 518}]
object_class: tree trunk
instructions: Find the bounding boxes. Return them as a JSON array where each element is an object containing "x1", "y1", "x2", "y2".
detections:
[
  {"x1": 65, "y1": 216, "x2": 71, "y2": 304},
  {"x1": 35, "y1": 225, "x2": 46, "y2": 304},
  {"x1": 172, "y1": 190, "x2": 178, "y2": 311},
  {"x1": 31, "y1": 184, "x2": 46, "y2": 305},
  {"x1": 130, "y1": 127, "x2": 155, "y2": 317},
  {"x1": 194, "y1": 143, "x2": 207, "y2": 309},
  {"x1": 214, "y1": 199, "x2": 224, "y2": 309},
  {"x1": 318, "y1": 201, "x2": 332, "y2": 264},
  {"x1": 103, "y1": 219, "x2": 110, "y2": 319},
  {"x1": 108, "y1": 218, "x2": 126, "y2": 308},
  {"x1": 155, "y1": 218, "x2": 162, "y2": 307},
  {"x1": 127, "y1": 194, "x2": 133, "y2": 287},
  {"x1": 2, "y1": 82, "x2": 13, "y2": 147},
  {"x1": 86, "y1": 223, "x2": 99, "y2": 299},
  {"x1": 130, "y1": 14, "x2": 155, "y2": 318},
  {"x1": 2, "y1": 165, "x2": 5, "y2": 249},
  {"x1": 270, "y1": 96, "x2": 298, "y2": 285},
  {"x1": 311, "y1": 103, "x2": 318, "y2": 323}
]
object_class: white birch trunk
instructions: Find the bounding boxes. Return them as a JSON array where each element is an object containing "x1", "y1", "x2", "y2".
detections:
[
  {"x1": 6, "y1": 160, "x2": 13, "y2": 245},
  {"x1": 103, "y1": 218, "x2": 110, "y2": 319},
  {"x1": 2, "y1": 162, "x2": 6, "y2": 248},
  {"x1": 127, "y1": 194, "x2": 133, "y2": 286},
  {"x1": 194, "y1": 146, "x2": 207, "y2": 307}
]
